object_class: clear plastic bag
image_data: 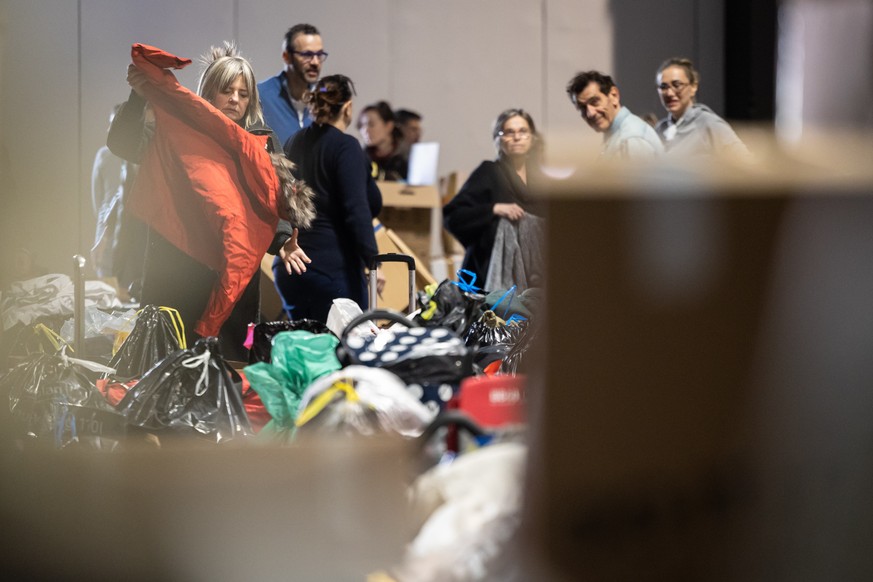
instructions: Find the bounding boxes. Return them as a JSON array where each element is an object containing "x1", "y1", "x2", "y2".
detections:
[
  {"x1": 2, "y1": 350, "x2": 125, "y2": 450},
  {"x1": 297, "y1": 366, "x2": 434, "y2": 438}
]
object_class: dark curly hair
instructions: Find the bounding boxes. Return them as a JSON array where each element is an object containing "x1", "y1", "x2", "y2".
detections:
[{"x1": 565, "y1": 70, "x2": 617, "y2": 104}]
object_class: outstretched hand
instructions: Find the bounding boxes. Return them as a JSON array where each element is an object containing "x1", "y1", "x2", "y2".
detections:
[
  {"x1": 493, "y1": 202, "x2": 525, "y2": 221},
  {"x1": 279, "y1": 228, "x2": 311, "y2": 275}
]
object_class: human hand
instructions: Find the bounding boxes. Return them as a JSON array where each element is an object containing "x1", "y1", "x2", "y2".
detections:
[
  {"x1": 493, "y1": 202, "x2": 525, "y2": 221},
  {"x1": 127, "y1": 64, "x2": 149, "y2": 95},
  {"x1": 279, "y1": 228, "x2": 311, "y2": 275}
]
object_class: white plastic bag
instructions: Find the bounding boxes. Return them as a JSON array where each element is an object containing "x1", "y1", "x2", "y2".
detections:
[
  {"x1": 297, "y1": 365, "x2": 434, "y2": 437},
  {"x1": 326, "y1": 298, "x2": 378, "y2": 337}
]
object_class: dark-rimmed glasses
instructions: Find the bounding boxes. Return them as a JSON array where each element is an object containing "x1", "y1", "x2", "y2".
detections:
[
  {"x1": 657, "y1": 81, "x2": 688, "y2": 93},
  {"x1": 293, "y1": 50, "x2": 329, "y2": 62}
]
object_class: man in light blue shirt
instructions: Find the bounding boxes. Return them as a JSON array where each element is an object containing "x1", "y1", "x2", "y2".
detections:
[
  {"x1": 258, "y1": 23, "x2": 327, "y2": 148},
  {"x1": 566, "y1": 70, "x2": 663, "y2": 160}
]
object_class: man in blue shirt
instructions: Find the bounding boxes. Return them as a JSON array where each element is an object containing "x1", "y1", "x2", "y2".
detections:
[
  {"x1": 566, "y1": 70, "x2": 663, "y2": 160},
  {"x1": 258, "y1": 24, "x2": 327, "y2": 148}
]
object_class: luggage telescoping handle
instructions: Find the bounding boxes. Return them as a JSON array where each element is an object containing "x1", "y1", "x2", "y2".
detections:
[{"x1": 369, "y1": 253, "x2": 416, "y2": 314}]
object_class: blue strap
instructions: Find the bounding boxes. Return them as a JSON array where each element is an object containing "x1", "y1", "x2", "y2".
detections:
[
  {"x1": 450, "y1": 269, "x2": 481, "y2": 294},
  {"x1": 506, "y1": 313, "x2": 528, "y2": 325},
  {"x1": 490, "y1": 285, "x2": 517, "y2": 319}
]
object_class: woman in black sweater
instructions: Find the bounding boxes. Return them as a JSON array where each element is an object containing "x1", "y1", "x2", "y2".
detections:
[
  {"x1": 277, "y1": 75, "x2": 383, "y2": 322},
  {"x1": 443, "y1": 108, "x2": 542, "y2": 285}
]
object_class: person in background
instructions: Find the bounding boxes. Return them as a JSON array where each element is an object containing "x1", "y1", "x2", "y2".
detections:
[
  {"x1": 258, "y1": 23, "x2": 327, "y2": 148},
  {"x1": 395, "y1": 108, "x2": 423, "y2": 170},
  {"x1": 91, "y1": 104, "x2": 126, "y2": 278},
  {"x1": 358, "y1": 101, "x2": 407, "y2": 181},
  {"x1": 107, "y1": 42, "x2": 311, "y2": 359},
  {"x1": 279, "y1": 74, "x2": 383, "y2": 323},
  {"x1": 654, "y1": 57, "x2": 751, "y2": 159},
  {"x1": 396, "y1": 108, "x2": 423, "y2": 145},
  {"x1": 566, "y1": 70, "x2": 663, "y2": 159},
  {"x1": 443, "y1": 108, "x2": 542, "y2": 285}
]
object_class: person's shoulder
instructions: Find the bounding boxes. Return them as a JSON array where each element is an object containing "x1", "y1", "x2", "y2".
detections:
[
  {"x1": 654, "y1": 116, "x2": 671, "y2": 136},
  {"x1": 257, "y1": 72, "x2": 282, "y2": 92},
  {"x1": 691, "y1": 103, "x2": 730, "y2": 126},
  {"x1": 473, "y1": 160, "x2": 500, "y2": 174}
]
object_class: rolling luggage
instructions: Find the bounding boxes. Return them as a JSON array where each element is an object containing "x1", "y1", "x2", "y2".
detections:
[{"x1": 369, "y1": 253, "x2": 416, "y2": 314}]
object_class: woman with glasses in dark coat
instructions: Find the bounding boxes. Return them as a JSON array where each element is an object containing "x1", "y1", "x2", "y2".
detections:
[{"x1": 443, "y1": 108, "x2": 543, "y2": 286}]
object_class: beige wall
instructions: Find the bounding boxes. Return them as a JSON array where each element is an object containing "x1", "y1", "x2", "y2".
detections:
[{"x1": 0, "y1": 0, "x2": 719, "y2": 275}]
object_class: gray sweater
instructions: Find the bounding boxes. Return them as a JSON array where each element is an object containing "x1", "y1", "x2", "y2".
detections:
[{"x1": 655, "y1": 103, "x2": 750, "y2": 160}]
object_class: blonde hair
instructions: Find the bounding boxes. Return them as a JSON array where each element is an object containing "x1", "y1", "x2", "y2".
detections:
[{"x1": 197, "y1": 41, "x2": 264, "y2": 129}]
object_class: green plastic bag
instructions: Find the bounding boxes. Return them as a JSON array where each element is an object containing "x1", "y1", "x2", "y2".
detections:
[{"x1": 243, "y1": 330, "x2": 341, "y2": 442}]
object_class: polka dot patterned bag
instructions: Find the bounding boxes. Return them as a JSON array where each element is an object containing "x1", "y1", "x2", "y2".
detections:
[{"x1": 337, "y1": 310, "x2": 474, "y2": 414}]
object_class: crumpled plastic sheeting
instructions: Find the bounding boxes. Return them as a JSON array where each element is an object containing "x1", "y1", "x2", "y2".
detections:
[
  {"x1": 297, "y1": 366, "x2": 434, "y2": 438},
  {"x1": 1, "y1": 274, "x2": 121, "y2": 331},
  {"x1": 244, "y1": 330, "x2": 342, "y2": 442}
]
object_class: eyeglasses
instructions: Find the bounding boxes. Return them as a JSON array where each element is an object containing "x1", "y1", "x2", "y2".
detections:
[
  {"x1": 657, "y1": 81, "x2": 689, "y2": 93},
  {"x1": 498, "y1": 129, "x2": 532, "y2": 139},
  {"x1": 293, "y1": 50, "x2": 329, "y2": 62}
]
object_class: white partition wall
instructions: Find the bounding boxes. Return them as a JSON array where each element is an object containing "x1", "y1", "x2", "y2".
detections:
[{"x1": 0, "y1": 0, "x2": 720, "y2": 276}]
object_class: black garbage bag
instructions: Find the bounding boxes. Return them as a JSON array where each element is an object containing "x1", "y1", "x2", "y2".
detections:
[
  {"x1": 247, "y1": 319, "x2": 334, "y2": 364},
  {"x1": 464, "y1": 311, "x2": 528, "y2": 348},
  {"x1": 413, "y1": 279, "x2": 486, "y2": 338},
  {"x1": 500, "y1": 321, "x2": 539, "y2": 375},
  {"x1": 2, "y1": 351, "x2": 125, "y2": 450},
  {"x1": 115, "y1": 337, "x2": 253, "y2": 444},
  {"x1": 108, "y1": 305, "x2": 185, "y2": 380},
  {"x1": 464, "y1": 311, "x2": 530, "y2": 369}
]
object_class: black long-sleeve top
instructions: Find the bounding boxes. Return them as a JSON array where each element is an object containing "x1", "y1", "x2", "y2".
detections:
[
  {"x1": 443, "y1": 158, "x2": 538, "y2": 284},
  {"x1": 284, "y1": 123, "x2": 381, "y2": 276}
]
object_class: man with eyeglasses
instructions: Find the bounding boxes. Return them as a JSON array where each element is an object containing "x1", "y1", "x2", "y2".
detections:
[
  {"x1": 258, "y1": 23, "x2": 328, "y2": 148},
  {"x1": 566, "y1": 70, "x2": 663, "y2": 160}
]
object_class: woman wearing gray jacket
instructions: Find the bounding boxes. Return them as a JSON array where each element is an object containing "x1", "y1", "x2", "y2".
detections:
[{"x1": 654, "y1": 57, "x2": 750, "y2": 160}]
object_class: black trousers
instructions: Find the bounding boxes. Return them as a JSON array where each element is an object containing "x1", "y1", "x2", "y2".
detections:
[{"x1": 140, "y1": 229, "x2": 259, "y2": 362}]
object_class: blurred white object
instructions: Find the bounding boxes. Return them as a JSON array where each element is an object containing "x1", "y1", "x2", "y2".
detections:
[
  {"x1": 394, "y1": 442, "x2": 527, "y2": 581},
  {"x1": 326, "y1": 298, "x2": 378, "y2": 337},
  {"x1": 298, "y1": 366, "x2": 434, "y2": 437},
  {"x1": 1, "y1": 274, "x2": 121, "y2": 330}
]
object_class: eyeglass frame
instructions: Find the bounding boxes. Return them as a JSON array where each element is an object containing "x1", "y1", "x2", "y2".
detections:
[
  {"x1": 292, "y1": 50, "x2": 329, "y2": 62},
  {"x1": 657, "y1": 80, "x2": 690, "y2": 93},
  {"x1": 497, "y1": 128, "x2": 532, "y2": 139}
]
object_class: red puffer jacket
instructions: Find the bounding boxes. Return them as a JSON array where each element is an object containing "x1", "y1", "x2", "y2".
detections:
[{"x1": 127, "y1": 43, "x2": 280, "y2": 337}]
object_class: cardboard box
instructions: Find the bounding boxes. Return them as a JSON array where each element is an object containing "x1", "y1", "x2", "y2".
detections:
[{"x1": 377, "y1": 182, "x2": 445, "y2": 267}]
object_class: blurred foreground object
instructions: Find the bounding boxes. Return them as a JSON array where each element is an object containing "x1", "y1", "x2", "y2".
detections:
[{"x1": 524, "y1": 131, "x2": 873, "y2": 580}]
